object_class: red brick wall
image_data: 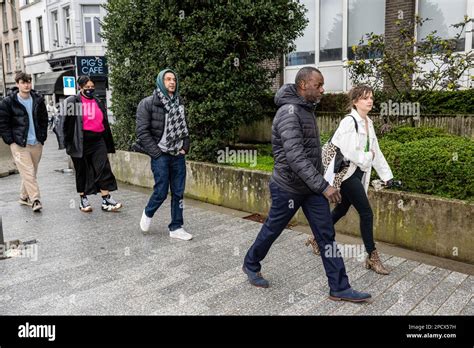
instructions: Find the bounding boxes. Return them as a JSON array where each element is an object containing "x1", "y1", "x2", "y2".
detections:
[{"x1": 384, "y1": 0, "x2": 416, "y2": 90}]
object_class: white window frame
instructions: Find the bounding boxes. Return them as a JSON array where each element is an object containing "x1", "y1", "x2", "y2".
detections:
[
  {"x1": 25, "y1": 20, "x2": 33, "y2": 55},
  {"x1": 37, "y1": 16, "x2": 44, "y2": 52},
  {"x1": 51, "y1": 10, "x2": 59, "y2": 47},
  {"x1": 63, "y1": 6, "x2": 72, "y2": 45},
  {"x1": 82, "y1": 5, "x2": 102, "y2": 44},
  {"x1": 415, "y1": 0, "x2": 472, "y2": 52},
  {"x1": 5, "y1": 43, "x2": 11, "y2": 72},
  {"x1": 13, "y1": 40, "x2": 20, "y2": 71}
]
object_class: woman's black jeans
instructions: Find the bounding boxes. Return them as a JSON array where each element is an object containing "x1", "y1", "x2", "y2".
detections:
[{"x1": 331, "y1": 167, "x2": 376, "y2": 255}]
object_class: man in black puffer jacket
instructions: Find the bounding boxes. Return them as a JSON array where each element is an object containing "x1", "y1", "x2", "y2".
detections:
[
  {"x1": 0, "y1": 72, "x2": 48, "y2": 212},
  {"x1": 134, "y1": 68, "x2": 192, "y2": 241},
  {"x1": 243, "y1": 67, "x2": 371, "y2": 303}
]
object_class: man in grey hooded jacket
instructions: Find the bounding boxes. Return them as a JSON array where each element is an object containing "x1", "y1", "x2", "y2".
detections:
[
  {"x1": 135, "y1": 69, "x2": 192, "y2": 241},
  {"x1": 242, "y1": 67, "x2": 372, "y2": 303}
]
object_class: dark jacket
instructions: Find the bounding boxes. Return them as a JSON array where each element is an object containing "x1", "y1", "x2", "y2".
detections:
[
  {"x1": 271, "y1": 84, "x2": 329, "y2": 195},
  {"x1": 57, "y1": 93, "x2": 115, "y2": 158},
  {"x1": 0, "y1": 89, "x2": 48, "y2": 146},
  {"x1": 133, "y1": 89, "x2": 190, "y2": 159}
]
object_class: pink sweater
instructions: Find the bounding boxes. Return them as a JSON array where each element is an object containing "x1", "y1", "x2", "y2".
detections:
[{"x1": 81, "y1": 96, "x2": 105, "y2": 132}]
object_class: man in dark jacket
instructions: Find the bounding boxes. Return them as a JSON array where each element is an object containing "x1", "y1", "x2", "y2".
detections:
[
  {"x1": 0, "y1": 72, "x2": 48, "y2": 212},
  {"x1": 242, "y1": 67, "x2": 371, "y2": 303},
  {"x1": 135, "y1": 68, "x2": 192, "y2": 241}
]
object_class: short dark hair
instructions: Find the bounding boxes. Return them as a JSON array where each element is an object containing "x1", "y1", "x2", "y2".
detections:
[
  {"x1": 77, "y1": 75, "x2": 94, "y2": 88},
  {"x1": 15, "y1": 72, "x2": 32, "y2": 83},
  {"x1": 295, "y1": 67, "x2": 321, "y2": 89}
]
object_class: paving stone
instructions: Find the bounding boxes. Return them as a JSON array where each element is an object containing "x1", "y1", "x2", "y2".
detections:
[{"x1": 0, "y1": 137, "x2": 471, "y2": 315}]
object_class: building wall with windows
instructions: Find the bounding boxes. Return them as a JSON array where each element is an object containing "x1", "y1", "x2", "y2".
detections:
[
  {"x1": 16, "y1": 0, "x2": 108, "y2": 105},
  {"x1": 284, "y1": 0, "x2": 474, "y2": 92},
  {"x1": 20, "y1": 0, "x2": 51, "y2": 89},
  {"x1": 0, "y1": 0, "x2": 26, "y2": 95}
]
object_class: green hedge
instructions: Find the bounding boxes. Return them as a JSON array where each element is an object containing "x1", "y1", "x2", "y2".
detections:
[
  {"x1": 381, "y1": 126, "x2": 454, "y2": 143},
  {"x1": 378, "y1": 137, "x2": 473, "y2": 200},
  {"x1": 315, "y1": 89, "x2": 474, "y2": 115}
]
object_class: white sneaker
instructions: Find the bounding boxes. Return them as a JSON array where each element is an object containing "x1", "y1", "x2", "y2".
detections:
[
  {"x1": 169, "y1": 227, "x2": 193, "y2": 241},
  {"x1": 140, "y1": 210, "x2": 152, "y2": 232}
]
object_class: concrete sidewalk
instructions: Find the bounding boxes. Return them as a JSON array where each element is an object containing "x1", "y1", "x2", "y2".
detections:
[{"x1": 0, "y1": 136, "x2": 472, "y2": 315}]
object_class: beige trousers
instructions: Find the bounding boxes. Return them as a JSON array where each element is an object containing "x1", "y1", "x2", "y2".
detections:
[{"x1": 10, "y1": 143, "x2": 43, "y2": 202}]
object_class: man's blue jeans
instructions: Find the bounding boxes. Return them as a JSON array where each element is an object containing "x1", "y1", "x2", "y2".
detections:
[
  {"x1": 244, "y1": 181, "x2": 351, "y2": 292},
  {"x1": 145, "y1": 153, "x2": 186, "y2": 231}
]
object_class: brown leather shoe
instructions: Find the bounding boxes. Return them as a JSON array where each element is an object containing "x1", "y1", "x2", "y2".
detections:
[
  {"x1": 305, "y1": 236, "x2": 320, "y2": 255},
  {"x1": 365, "y1": 250, "x2": 390, "y2": 275}
]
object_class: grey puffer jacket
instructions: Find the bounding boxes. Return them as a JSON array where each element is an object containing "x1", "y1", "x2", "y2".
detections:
[{"x1": 271, "y1": 84, "x2": 329, "y2": 195}]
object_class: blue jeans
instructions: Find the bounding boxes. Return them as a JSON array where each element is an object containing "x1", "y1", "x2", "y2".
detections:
[
  {"x1": 145, "y1": 153, "x2": 186, "y2": 231},
  {"x1": 244, "y1": 180, "x2": 351, "y2": 292}
]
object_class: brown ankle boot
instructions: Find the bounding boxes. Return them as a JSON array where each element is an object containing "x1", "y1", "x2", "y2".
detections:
[
  {"x1": 365, "y1": 250, "x2": 390, "y2": 275},
  {"x1": 305, "y1": 236, "x2": 320, "y2": 255}
]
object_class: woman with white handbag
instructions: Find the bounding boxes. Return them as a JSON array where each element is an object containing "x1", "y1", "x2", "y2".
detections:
[{"x1": 307, "y1": 85, "x2": 394, "y2": 275}]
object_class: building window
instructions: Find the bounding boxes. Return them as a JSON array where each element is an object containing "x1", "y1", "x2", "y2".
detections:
[
  {"x1": 11, "y1": 0, "x2": 18, "y2": 28},
  {"x1": 319, "y1": 0, "x2": 343, "y2": 62},
  {"x1": 418, "y1": 0, "x2": 468, "y2": 52},
  {"x1": 26, "y1": 20, "x2": 33, "y2": 55},
  {"x1": 2, "y1": 4, "x2": 8, "y2": 32},
  {"x1": 348, "y1": 0, "x2": 385, "y2": 60},
  {"x1": 286, "y1": 0, "x2": 315, "y2": 66},
  {"x1": 5, "y1": 43, "x2": 11, "y2": 72},
  {"x1": 13, "y1": 40, "x2": 20, "y2": 71},
  {"x1": 64, "y1": 6, "x2": 71, "y2": 44},
  {"x1": 37, "y1": 16, "x2": 44, "y2": 52},
  {"x1": 82, "y1": 5, "x2": 102, "y2": 43},
  {"x1": 51, "y1": 10, "x2": 59, "y2": 47}
]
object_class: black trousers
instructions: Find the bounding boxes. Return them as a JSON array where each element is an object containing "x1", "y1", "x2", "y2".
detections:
[
  {"x1": 331, "y1": 167, "x2": 375, "y2": 255},
  {"x1": 71, "y1": 131, "x2": 117, "y2": 195}
]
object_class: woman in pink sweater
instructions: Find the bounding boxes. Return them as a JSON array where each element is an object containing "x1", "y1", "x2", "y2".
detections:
[{"x1": 60, "y1": 76, "x2": 122, "y2": 212}]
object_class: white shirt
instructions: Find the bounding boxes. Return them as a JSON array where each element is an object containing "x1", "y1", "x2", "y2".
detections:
[{"x1": 329, "y1": 108, "x2": 393, "y2": 193}]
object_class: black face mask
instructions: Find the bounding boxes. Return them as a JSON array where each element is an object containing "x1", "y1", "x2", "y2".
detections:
[{"x1": 83, "y1": 89, "x2": 95, "y2": 98}]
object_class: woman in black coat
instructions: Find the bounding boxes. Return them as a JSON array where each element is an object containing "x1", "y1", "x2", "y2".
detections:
[{"x1": 59, "y1": 75, "x2": 122, "y2": 212}]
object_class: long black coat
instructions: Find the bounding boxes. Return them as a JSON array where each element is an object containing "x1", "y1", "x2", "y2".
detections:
[
  {"x1": 57, "y1": 93, "x2": 115, "y2": 158},
  {"x1": 0, "y1": 89, "x2": 48, "y2": 146},
  {"x1": 133, "y1": 89, "x2": 190, "y2": 159},
  {"x1": 271, "y1": 84, "x2": 329, "y2": 195}
]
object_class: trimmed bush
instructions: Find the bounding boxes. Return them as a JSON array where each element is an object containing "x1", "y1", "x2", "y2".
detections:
[
  {"x1": 381, "y1": 126, "x2": 454, "y2": 143},
  {"x1": 378, "y1": 137, "x2": 473, "y2": 200}
]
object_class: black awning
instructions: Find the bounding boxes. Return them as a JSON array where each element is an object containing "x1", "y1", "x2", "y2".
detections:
[{"x1": 34, "y1": 70, "x2": 75, "y2": 95}]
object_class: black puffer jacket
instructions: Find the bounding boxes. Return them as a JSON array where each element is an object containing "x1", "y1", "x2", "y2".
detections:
[
  {"x1": 271, "y1": 84, "x2": 329, "y2": 195},
  {"x1": 133, "y1": 89, "x2": 190, "y2": 158},
  {"x1": 0, "y1": 89, "x2": 48, "y2": 146}
]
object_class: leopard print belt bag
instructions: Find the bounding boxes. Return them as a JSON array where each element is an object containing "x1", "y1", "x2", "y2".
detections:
[{"x1": 321, "y1": 114, "x2": 359, "y2": 190}]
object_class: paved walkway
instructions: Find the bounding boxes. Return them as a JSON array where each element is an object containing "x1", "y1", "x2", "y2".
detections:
[{"x1": 0, "y1": 136, "x2": 472, "y2": 315}]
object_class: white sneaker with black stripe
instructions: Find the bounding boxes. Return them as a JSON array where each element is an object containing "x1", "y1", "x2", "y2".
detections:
[{"x1": 101, "y1": 194, "x2": 122, "y2": 212}]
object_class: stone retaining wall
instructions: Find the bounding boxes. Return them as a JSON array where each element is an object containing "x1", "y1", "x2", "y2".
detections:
[{"x1": 109, "y1": 150, "x2": 474, "y2": 264}]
